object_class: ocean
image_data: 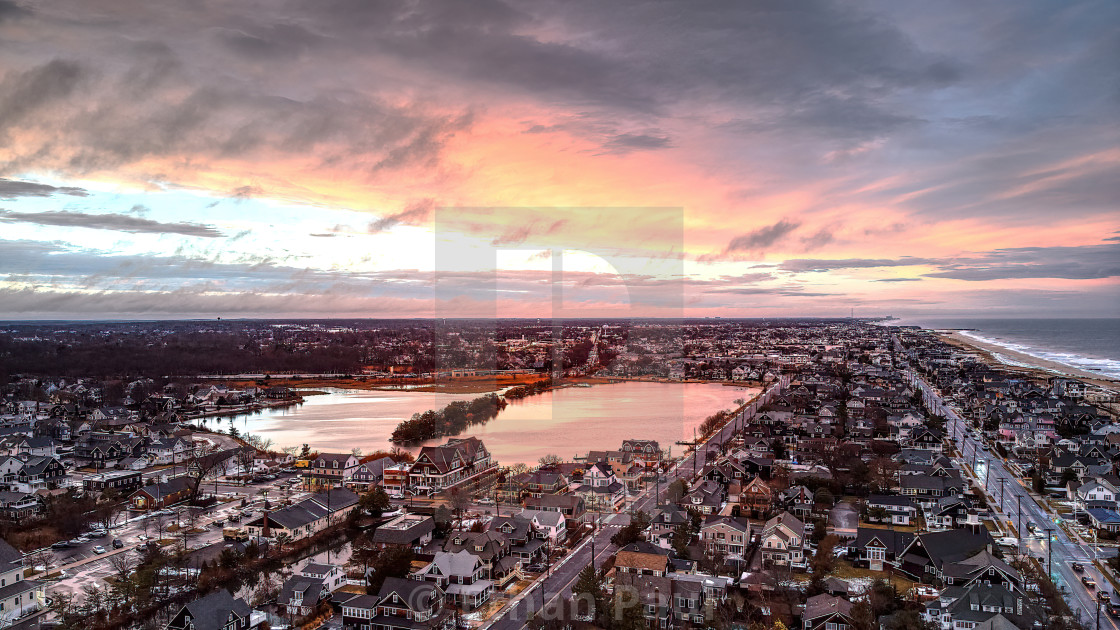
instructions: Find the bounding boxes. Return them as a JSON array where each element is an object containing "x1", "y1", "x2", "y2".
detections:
[{"x1": 893, "y1": 318, "x2": 1120, "y2": 380}]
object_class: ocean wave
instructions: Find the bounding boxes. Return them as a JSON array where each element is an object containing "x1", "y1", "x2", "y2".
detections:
[{"x1": 959, "y1": 331, "x2": 1120, "y2": 380}]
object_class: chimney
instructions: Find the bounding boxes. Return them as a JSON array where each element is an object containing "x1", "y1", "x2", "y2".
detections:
[{"x1": 261, "y1": 510, "x2": 270, "y2": 538}]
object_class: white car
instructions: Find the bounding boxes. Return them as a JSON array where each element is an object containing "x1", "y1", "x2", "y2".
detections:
[{"x1": 92, "y1": 546, "x2": 106, "y2": 554}]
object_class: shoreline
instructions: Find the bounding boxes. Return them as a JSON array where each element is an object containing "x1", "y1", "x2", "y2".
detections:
[
  {"x1": 938, "y1": 330, "x2": 1119, "y2": 394},
  {"x1": 220, "y1": 373, "x2": 763, "y2": 395}
]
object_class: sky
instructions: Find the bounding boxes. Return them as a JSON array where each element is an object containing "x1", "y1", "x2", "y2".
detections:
[{"x1": 0, "y1": 0, "x2": 1117, "y2": 319}]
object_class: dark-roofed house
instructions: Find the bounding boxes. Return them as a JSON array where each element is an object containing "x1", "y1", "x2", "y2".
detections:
[
  {"x1": 867, "y1": 494, "x2": 919, "y2": 526},
  {"x1": 442, "y1": 530, "x2": 519, "y2": 586},
  {"x1": 347, "y1": 457, "x2": 394, "y2": 491},
  {"x1": 371, "y1": 513, "x2": 435, "y2": 550},
  {"x1": 244, "y1": 488, "x2": 359, "y2": 541},
  {"x1": 700, "y1": 516, "x2": 749, "y2": 564},
  {"x1": 615, "y1": 546, "x2": 670, "y2": 577},
  {"x1": 166, "y1": 590, "x2": 253, "y2": 630},
  {"x1": 0, "y1": 538, "x2": 43, "y2": 621},
  {"x1": 848, "y1": 528, "x2": 914, "y2": 572},
  {"x1": 524, "y1": 493, "x2": 585, "y2": 519},
  {"x1": 897, "y1": 529, "x2": 995, "y2": 585},
  {"x1": 309, "y1": 453, "x2": 361, "y2": 487},
  {"x1": 409, "y1": 437, "x2": 494, "y2": 495},
  {"x1": 411, "y1": 550, "x2": 493, "y2": 610},
  {"x1": 278, "y1": 573, "x2": 331, "y2": 617},
  {"x1": 924, "y1": 583, "x2": 1039, "y2": 630},
  {"x1": 129, "y1": 476, "x2": 193, "y2": 511},
  {"x1": 363, "y1": 577, "x2": 451, "y2": 630},
  {"x1": 802, "y1": 594, "x2": 854, "y2": 630}
]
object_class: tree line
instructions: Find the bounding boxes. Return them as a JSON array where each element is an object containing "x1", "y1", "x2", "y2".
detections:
[{"x1": 389, "y1": 394, "x2": 507, "y2": 444}]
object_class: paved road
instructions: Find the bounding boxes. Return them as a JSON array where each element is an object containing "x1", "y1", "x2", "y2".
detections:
[
  {"x1": 908, "y1": 370, "x2": 1118, "y2": 629},
  {"x1": 483, "y1": 376, "x2": 789, "y2": 630}
]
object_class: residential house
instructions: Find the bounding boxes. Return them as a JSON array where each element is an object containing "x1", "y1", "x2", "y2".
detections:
[
  {"x1": 848, "y1": 528, "x2": 914, "y2": 572},
  {"x1": 370, "y1": 514, "x2": 435, "y2": 550},
  {"x1": 165, "y1": 590, "x2": 254, "y2": 630},
  {"x1": 411, "y1": 550, "x2": 493, "y2": 610},
  {"x1": 924, "y1": 583, "x2": 1039, "y2": 630},
  {"x1": 575, "y1": 462, "x2": 628, "y2": 512},
  {"x1": 278, "y1": 574, "x2": 332, "y2": 617},
  {"x1": 442, "y1": 530, "x2": 519, "y2": 586},
  {"x1": 84, "y1": 470, "x2": 143, "y2": 495},
  {"x1": 802, "y1": 594, "x2": 854, "y2": 630},
  {"x1": 244, "y1": 488, "x2": 359, "y2": 541},
  {"x1": 347, "y1": 576, "x2": 450, "y2": 630},
  {"x1": 408, "y1": 438, "x2": 495, "y2": 495},
  {"x1": 758, "y1": 512, "x2": 806, "y2": 568},
  {"x1": 129, "y1": 476, "x2": 193, "y2": 510},
  {"x1": 308, "y1": 453, "x2": 361, "y2": 487},
  {"x1": 738, "y1": 475, "x2": 774, "y2": 517},
  {"x1": 299, "y1": 562, "x2": 347, "y2": 592},
  {"x1": 0, "y1": 538, "x2": 44, "y2": 623},
  {"x1": 347, "y1": 457, "x2": 394, "y2": 491},
  {"x1": 896, "y1": 530, "x2": 996, "y2": 585},
  {"x1": 867, "y1": 494, "x2": 920, "y2": 526},
  {"x1": 700, "y1": 516, "x2": 749, "y2": 565}
]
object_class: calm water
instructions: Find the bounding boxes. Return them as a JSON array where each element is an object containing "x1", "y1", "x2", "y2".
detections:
[
  {"x1": 896, "y1": 318, "x2": 1120, "y2": 379},
  {"x1": 214, "y1": 382, "x2": 758, "y2": 464}
]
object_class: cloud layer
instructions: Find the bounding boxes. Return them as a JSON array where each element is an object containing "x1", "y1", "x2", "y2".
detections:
[{"x1": 0, "y1": 0, "x2": 1115, "y2": 317}]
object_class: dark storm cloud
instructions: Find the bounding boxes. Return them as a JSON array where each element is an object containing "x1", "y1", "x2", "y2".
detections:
[
  {"x1": 800, "y1": 228, "x2": 835, "y2": 251},
  {"x1": 368, "y1": 198, "x2": 436, "y2": 232},
  {"x1": 0, "y1": 0, "x2": 29, "y2": 22},
  {"x1": 777, "y1": 243, "x2": 1120, "y2": 280},
  {"x1": 706, "y1": 286, "x2": 835, "y2": 298},
  {"x1": 0, "y1": 0, "x2": 975, "y2": 176},
  {"x1": 923, "y1": 244, "x2": 1120, "y2": 281},
  {"x1": 0, "y1": 210, "x2": 224, "y2": 237},
  {"x1": 780, "y1": 257, "x2": 940, "y2": 272},
  {"x1": 726, "y1": 220, "x2": 801, "y2": 254},
  {"x1": 600, "y1": 132, "x2": 673, "y2": 154},
  {"x1": 0, "y1": 60, "x2": 84, "y2": 138},
  {"x1": 0, "y1": 179, "x2": 88, "y2": 199}
]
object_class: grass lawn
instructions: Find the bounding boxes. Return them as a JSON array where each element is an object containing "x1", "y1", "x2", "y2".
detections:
[
  {"x1": 831, "y1": 560, "x2": 916, "y2": 592},
  {"x1": 859, "y1": 521, "x2": 917, "y2": 533}
]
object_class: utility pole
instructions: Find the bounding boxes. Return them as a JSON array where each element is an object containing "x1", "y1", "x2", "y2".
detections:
[
  {"x1": 998, "y1": 478, "x2": 1006, "y2": 513},
  {"x1": 1017, "y1": 495, "x2": 1023, "y2": 556},
  {"x1": 1047, "y1": 528, "x2": 1054, "y2": 578}
]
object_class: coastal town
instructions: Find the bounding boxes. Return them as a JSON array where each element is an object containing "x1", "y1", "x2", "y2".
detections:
[{"x1": 0, "y1": 320, "x2": 1117, "y2": 630}]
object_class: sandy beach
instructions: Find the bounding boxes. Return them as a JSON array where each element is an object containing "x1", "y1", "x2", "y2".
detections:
[{"x1": 940, "y1": 331, "x2": 1119, "y2": 395}]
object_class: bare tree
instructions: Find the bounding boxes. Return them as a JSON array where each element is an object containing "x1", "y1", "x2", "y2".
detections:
[
  {"x1": 538, "y1": 454, "x2": 563, "y2": 467},
  {"x1": 153, "y1": 512, "x2": 169, "y2": 542}
]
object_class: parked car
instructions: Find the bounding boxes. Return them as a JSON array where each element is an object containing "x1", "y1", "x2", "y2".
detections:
[
  {"x1": 92, "y1": 546, "x2": 106, "y2": 555},
  {"x1": 50, "y1": 541, "x2": 72, "y2": 550},
  {"x1": 112, "y1": 539, "x2": 124, "y2": 549}
]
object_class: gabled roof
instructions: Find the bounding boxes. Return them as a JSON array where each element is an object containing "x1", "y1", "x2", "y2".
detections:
[
  {"x1": 803, "y1": 594, "x2": 854, "y2": 622},
  {"x1": 178, "y1": 590, "x2": 251, "y2": 630},
  {"x1": 376, "y1": 577, "x2": 441, "y2": 611}
]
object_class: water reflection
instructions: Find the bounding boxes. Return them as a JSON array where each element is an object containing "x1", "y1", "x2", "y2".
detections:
[{"x1": 220, "y1": 382, "x2": 758, "y2": 465}]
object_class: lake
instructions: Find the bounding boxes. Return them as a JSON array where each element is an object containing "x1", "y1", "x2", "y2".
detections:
[{"x1": 212, "y1": 381, "x2": 759, "y2": 465}]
